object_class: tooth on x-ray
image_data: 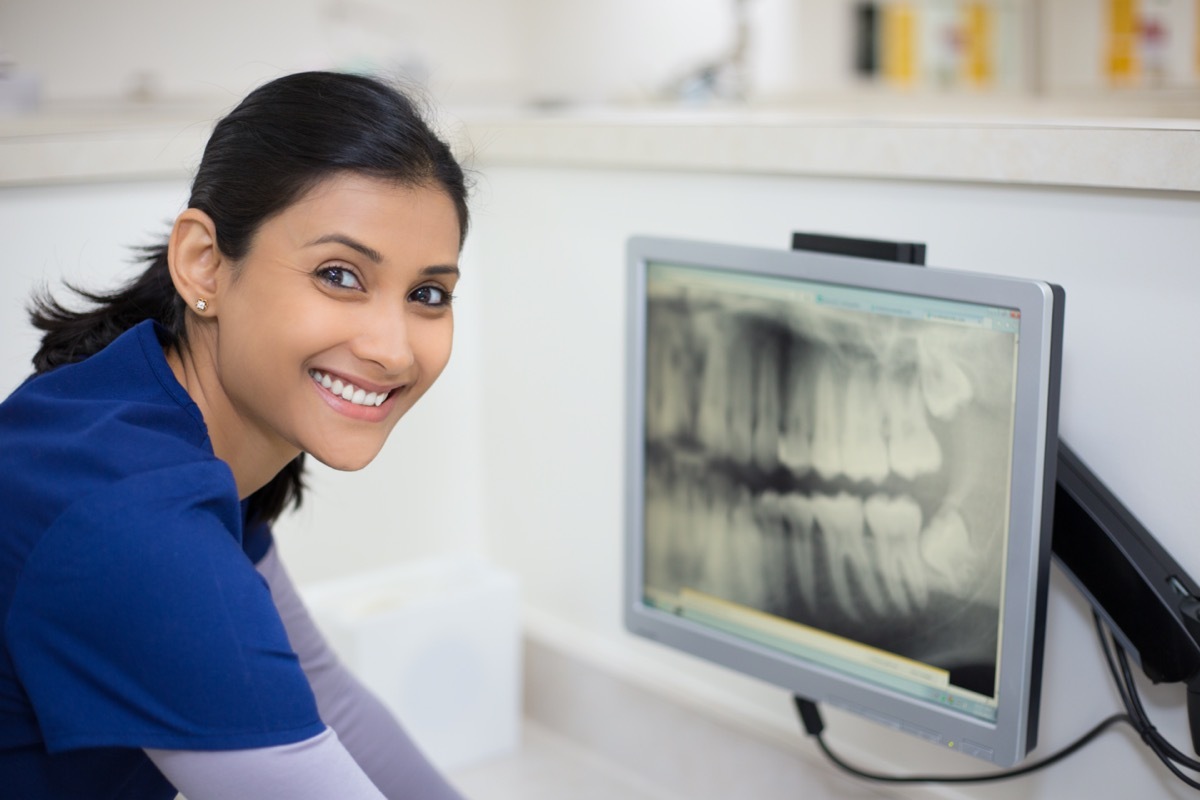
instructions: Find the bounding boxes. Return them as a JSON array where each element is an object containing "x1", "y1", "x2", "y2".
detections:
[
  {"x1": 753, "y1": 491, "x2": 796, "y2": 612},
  {"x1": 779, "y1": 349, "x2": 815, "y2": 474},
  {"x1": 751, "y1": 334, "x2": 782, "y2": 473},
  {"x1": 695, "y1": 317, "x2": 732, "y2": 458},
  {"x1": 841, "y1": 359, "x2": 890, "y2": 483},
  {"x1": 780, "y1": 493, "x2": 817, "y2": 611},
  {"x1": 725, "y1": 331, "x2": 755, "y2": 465},
  {"x1": 865, "y1": 493, "x2": 928, "y2": 613},
  {"x1": 645, "y1": 312, "x2": 693, "y2": 442},
  {"x1": 883, "y1": 371, "x2": 943, "y2": 480},
  {"x1": 920, "y1": 505, "x2": 975, "y2": 596},
  {"x1": 810, "y1": 356, "x2": 846, "y2": 480},
  {"x1": 918, "y1": 334, "x2": 975, "y2": 420},
  {"x1": 813, "y1": 492, "x2": 888, "y2": 619}
]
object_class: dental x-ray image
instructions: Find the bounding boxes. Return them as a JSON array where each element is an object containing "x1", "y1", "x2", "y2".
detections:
[{"x1": 642, "y1": 268, "x2": 1019, "y2": 698}]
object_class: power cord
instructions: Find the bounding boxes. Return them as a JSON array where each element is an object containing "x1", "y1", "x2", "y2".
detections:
[
  {"x1": 794, "y1": 613, "x2": 1200, "y2": 789},
  {"x1": 1094, "y1": 612, "x2": 1200, "y2": 789},
  {"x1": 795, "y1": 695, "x2": 1129, "y2": 784}
]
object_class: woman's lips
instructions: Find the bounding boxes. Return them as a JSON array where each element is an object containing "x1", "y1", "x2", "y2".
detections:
[{"x1": 308, "y1": 369, "x2": 404, "y2": 419}]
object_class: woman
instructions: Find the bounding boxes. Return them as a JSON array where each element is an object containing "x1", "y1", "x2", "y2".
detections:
[{"x1": 0, "y1": 71, "x2": 470, "y2": 799}]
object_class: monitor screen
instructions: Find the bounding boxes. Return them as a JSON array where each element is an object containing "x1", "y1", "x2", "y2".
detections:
[{"x1": 624, "y1": 236, "x2": 1063, "y2": 767}]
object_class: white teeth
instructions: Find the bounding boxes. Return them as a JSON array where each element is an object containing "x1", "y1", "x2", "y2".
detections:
[
  {"x1": 918, "y1": 334, "x2": 974, "y2": 420},
  {"x1": 864, "y1": 494, "x2": 927, "y2": 614},
  {"x1": 696, "y1": 318, "x2": 733, "y2": 459},
  {"x1": 751, "y1": 491, "x2": 803, "y2": 612},
  {"x1": 644, "y1": 469, "x2": 680, "y2": 592},
  {"x1": 779, "y1": 493, "x2": 817, "y2": 611},
  {"x1": 841, "y1": 359, "x2": 889, "y2": 484},
  {"x1": 725, "y1": 333, "x2": 755, "y2": 465},
  {"x1": 645, "y1": 310, "x2": 693, "y2": 442},
  {"x1": 882, "y1": 371, "x2": 942, "y2": 480},
  {"x1": 919, "y1": 506, "x2": 974, "y2": 595},
  {"x1": 697, "y1": 483, "x2": 733, "y2": 598},
  {"x1": 779, "y1": 347, "x2": 814, "y2": 474},
  {"x1": 812, "y1": 492, "x2": 887, "y2": 619},
  {"x1": 309, "y1": 370, "x2": 389, "y2": 408},
  {"x1": 810, "y1": 356, "x2": 845, "y2": 480},
  {"x1": 751, "y1": 337, "x2": 781, "y2": 473},
  {"x1": 727, "y1": 488, "x2": 768, "y2": 609}
]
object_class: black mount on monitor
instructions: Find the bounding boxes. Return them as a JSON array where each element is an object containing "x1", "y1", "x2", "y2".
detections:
[{"x1": 791, "y1": 230, "x2": 1200, "y2": 757}]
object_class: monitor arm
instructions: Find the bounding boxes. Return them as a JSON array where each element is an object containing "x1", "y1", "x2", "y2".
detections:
[{"x1": 1052, "y1": 440, "x2": 1200, "y2": 755}]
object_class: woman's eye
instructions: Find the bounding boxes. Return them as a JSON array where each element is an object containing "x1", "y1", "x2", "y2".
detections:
[
  {"x1": 410, "y1": 285, "x2": 453, "y2": 307},
  {"x1": 317, "y1": 266, "x2": 363, "y2": 291}
]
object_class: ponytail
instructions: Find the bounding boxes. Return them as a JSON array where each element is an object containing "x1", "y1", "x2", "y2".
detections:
[{"x1": 29, "y1": 245, "x2": 180, "y2": 374}]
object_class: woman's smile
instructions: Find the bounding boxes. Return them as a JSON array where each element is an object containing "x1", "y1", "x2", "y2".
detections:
[
  {"x1": 308, "y1": 368, "x2": 404, "y2": 421},
  {"x1": 309, "y1": 368, "x2": 392, "y2": 408}
]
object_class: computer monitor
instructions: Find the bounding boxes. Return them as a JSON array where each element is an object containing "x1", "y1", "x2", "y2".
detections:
[{"x1": 623, "y1": 235, "x2": 1064, "y2": 767}]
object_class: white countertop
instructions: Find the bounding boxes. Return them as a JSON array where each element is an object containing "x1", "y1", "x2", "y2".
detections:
[
  {"x1": 448, "y1": 721, "x2": 674, "y2": 800},
  {"x1": 2, "y1": 98, "x2": 1199, "y2": 192}
]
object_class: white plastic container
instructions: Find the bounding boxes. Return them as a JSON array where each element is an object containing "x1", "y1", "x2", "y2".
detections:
[{"x1": 301, "y1": 555, "x2": 521, "y2": 771}]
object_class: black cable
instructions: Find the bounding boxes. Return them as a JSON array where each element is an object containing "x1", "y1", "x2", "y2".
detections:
[
  {"x1": 795, "y1": 694, "x2": 1133, "y2": 785},
  {"x1": 795, "y1": 611, "x2": 1200, "y2": 789},
  {"x1": 1115, "y1": 637, "x2": 1200, "y2": 770},
  {"x1": 808, "y1": 712, "x2": 1131, "y2": 784},
  {"x1": 1092, "y1": 611, "x2": 1200, "y2": 790}
]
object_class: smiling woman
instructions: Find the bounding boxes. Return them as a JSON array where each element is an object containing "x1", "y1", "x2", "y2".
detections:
[{"x1": 0, "y1": 73, "x2": 470, "y2": 800}]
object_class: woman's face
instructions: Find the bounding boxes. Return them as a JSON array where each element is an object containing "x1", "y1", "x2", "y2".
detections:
[{"x1": 209, "y1": 173, "x2": 462, "y2": 472}]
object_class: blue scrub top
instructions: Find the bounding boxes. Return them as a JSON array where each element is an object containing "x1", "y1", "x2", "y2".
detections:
[{"x1": 0, "y1": 321, "x2": 323, "y2": 798}]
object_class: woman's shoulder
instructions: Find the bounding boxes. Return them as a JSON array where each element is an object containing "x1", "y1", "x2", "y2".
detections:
[
  {"x1": 6, "y1": 320, "x2": 203, "y2": 429},
  {"x1": 0, "y1": 321, "x2": 235, "y2": 571},
  {"x1": 1, "y1": 321, "x2": 213, "y2": 483}
]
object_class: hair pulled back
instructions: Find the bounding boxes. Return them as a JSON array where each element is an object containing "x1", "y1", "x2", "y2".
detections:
[{"x1": 28, "y1": 71, "x2": 470, "y2": 525}]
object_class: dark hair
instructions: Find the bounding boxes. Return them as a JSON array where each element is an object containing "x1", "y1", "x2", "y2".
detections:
[{"x1": 28, "y1": 71, "x2": 471, "y2": 525}]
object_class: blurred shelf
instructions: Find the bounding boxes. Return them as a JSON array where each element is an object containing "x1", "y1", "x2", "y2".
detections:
[
  {"x1": 3, "y1": 96, "x2": 1198, "y2": 192},
  {"x1": 458, "y1": 102, "x2": 1200, "y2": 193}
]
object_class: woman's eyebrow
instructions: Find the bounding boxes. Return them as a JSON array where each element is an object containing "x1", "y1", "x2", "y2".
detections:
[
  {"x1": 421, "y1": 265, "x2": 461, "y2": 278},
  {"x1": 306, "y1": 233, "x2": 383, "y2": 264}
]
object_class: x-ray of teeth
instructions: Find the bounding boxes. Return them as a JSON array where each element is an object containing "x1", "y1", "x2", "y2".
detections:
[{"x1": 642, "y1": 283, "x2": 1018, "y2": 698}]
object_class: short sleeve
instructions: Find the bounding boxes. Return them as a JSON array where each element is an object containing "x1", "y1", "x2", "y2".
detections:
[{"x1": 5, "y1": 463, "x2": 325, "y2": 754}]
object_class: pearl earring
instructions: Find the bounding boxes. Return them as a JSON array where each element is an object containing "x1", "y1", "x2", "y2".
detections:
[{"x1": 195, "y1": 299, "x2": 208, "y2": 312}]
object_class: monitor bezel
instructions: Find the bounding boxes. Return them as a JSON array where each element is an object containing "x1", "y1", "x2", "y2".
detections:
[{"x1": 623, "y1": 235, "x2": 1063, "y2": 767}]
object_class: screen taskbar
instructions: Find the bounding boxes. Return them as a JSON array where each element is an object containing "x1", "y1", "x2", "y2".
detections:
[{"x1": 645, "y1": 587, "x2": 998, "y2": 723}]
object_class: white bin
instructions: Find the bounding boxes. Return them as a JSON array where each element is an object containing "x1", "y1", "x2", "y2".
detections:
[{"x1": 301, "y1": 554, "x2": 520, "y2": 771}]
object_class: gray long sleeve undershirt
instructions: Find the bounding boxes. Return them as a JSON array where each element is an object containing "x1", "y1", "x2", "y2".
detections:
[{"x1": 145, "y1": 546, "x2": 467, "y2": 800}]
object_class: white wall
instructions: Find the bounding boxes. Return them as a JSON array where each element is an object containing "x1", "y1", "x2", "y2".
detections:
[
  {"x1": 0, "y1": 0, "x2": 742, "y2": 107},
  {"x1": 0, "y1": 0, "x2": 526, "y2": 105},
  {"x1": 466, "y1": 162, "x2": 1200, "y2": 797}
]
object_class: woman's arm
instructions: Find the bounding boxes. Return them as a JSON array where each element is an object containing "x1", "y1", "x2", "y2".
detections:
[
  {"x1": 255, "y1": 544, "x2": 466, "y2": 800},
  {"x1": 146, "y1": 727, "x2": 386, "y2": 800}
]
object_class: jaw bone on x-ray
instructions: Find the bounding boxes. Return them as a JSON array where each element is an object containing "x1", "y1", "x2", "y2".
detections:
[{"x1": 643, "y1": 278, "x2": 1018, "y2": 697}]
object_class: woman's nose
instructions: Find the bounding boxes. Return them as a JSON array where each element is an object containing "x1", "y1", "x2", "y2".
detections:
[{"x1": 353, "y1": 305, "x2": 416, "y2": 376}]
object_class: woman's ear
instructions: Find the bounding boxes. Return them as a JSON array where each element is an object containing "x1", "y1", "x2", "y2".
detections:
[{"x1": 167, "y1": 208, "x2": 223, "y2": 313}]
